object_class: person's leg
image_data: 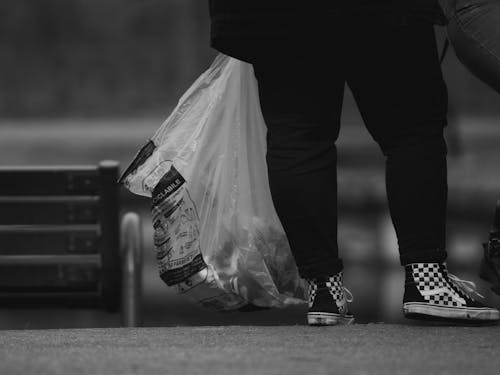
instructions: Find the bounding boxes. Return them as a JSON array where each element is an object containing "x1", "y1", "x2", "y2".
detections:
[
  {"x1": 440, "y1": 0, "x2": 500, "y2": 94},
  {"x1": 251, "y1": 37, "x2": 355, "y2": 325},
  {"x1": 251, "y1": 42, "x2": 345, "y2": 280},
  {"x1": 346, "y1": 20, "x2": 449, "y2": 265},
  {"x1": 346, "y1": 17, "x2": 499, "y2": 321},
  {"x1": 438, "y1": 0, "x2": 500, "y2": 295}
]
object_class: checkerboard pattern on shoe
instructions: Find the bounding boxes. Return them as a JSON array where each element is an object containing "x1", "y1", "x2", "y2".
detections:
[
  {"x1": 409, "y1": 263, "x2": 466, "y2": 307},
  {"x1": 307, "y1": 280, "x2": 318, "y2": 308},
  {"x1": 307, "y1": 273, "x2": 354, "y2": 326},
  {"x1": 403, "y1": 262, "x2": 500, "y2": 322}
]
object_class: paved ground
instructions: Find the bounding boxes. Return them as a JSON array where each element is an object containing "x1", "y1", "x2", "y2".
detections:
[{"x1": 1, "y1": 324, "x2": 499, "y2": 375}]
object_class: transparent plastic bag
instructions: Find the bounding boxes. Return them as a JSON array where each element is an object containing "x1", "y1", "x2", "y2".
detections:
[{"x1": 120, "y1": 54, "x2": 307, "y2": 311}]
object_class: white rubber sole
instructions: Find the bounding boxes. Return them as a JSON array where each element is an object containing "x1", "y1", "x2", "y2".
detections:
[
  {"x1": 307, "y1": 312, "x2": 355, "y2": 326},
  {"x1": 403, "y1": 302, "x2": 500, "y2": 321}
]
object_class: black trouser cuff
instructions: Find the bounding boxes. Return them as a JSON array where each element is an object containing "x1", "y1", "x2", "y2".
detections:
[
  {"x1": 298, "y1": 258, "x2": 344, "y2": 280},
  {"x1": 400, "y1": 249, "x2": 447, "y2": 266}
]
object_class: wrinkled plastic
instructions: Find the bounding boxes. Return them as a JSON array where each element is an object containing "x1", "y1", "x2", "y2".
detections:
[{"x1": 120, "y1": 54, "x2": 307, "y2": 311}]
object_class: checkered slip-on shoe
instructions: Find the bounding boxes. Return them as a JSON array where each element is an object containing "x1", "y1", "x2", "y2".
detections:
[
  {"x1": 403, "y1": 263, "x2": 500, "y2": 322},
  {"x1": 307, "y1": 273, "x2": 355, "y2": 326}
]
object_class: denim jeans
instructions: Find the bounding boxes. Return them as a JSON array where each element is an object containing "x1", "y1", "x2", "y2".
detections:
[
  {"x1": 251, "y1": 18, "x2": 449, "y2": 279},
  {"x1": 440, "y1": 0, "x2": 500, "y2": 93}
]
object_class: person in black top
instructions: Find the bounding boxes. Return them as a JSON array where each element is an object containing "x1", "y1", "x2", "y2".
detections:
[{"x1": 208, "y1": 0, "x2": 500, "y2": 325}]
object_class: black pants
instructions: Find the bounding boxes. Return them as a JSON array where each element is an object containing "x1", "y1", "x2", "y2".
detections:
[{"x1": 252, "y1": 18, "x2": 449, "y2": 279}]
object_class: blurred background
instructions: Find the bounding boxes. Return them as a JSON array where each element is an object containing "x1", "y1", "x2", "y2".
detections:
[{"x1": 1, "y1": 0, "x2": 500, "y2": 329}]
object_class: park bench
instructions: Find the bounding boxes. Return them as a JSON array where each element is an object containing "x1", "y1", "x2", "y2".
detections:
[{"x1": 0, "y1": 161, "x2": 143, "y2": 327}]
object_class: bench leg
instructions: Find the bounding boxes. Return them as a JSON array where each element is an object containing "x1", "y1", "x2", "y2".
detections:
[{"x1": 120, "y1": 212, "x2": 143, "y2": 327}]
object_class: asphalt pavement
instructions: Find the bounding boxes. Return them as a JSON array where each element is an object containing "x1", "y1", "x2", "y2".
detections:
[{"x1": 1, "y1": 324, "x2": 499, "y2": 375}]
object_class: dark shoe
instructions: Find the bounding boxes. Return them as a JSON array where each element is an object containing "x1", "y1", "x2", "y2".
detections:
[
  {"x1": 479, "y1": 200, "x2": 500, "y2": 295},
  {"x1": 403, "y1": 263, "x2": 500, "y2": 322},
  {"x1": 480, "y1": 237, "x2": 500, "y2": 295},
  {"x1": 307, "y1": 273, "x2": 355, "y2": 326}
]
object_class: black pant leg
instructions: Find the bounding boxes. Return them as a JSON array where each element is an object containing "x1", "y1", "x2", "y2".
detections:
[
  {"x1": 345, "y1": 20, "x2": 449, "y2": 265},
  {"x1": 252, "y1": 42, "x2": 346, "y2": 279}
]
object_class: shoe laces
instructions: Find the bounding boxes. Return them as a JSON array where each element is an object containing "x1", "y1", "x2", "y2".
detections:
[
  {"x1": 448, "y1": 274, "x2": 485, "y2": 300},
  {"x1": 307, "y1": 278, "x2": 354, "y2": 303},
  {"x1": 343, "y1": 287, "x2": 354, "y2": 303}
]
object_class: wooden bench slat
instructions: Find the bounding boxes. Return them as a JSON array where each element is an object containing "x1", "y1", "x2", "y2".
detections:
[
  {"x1": 0, "y1": 264, "x2": 100, "y2": 288},
  {"x1": 0, "y1": 232, "x2": 99, "y2": 254},
  {"x1": 0, "y1": 199, "x2": 100, "y2": 225},
  {"x1": 0, "y1": 293, "x2": 103, "y2": 309},
  {"x1": 0, "y1": 224, "x2": 100, "y2": 234},
  {"x1": 0, "y1": 196, "x2": 100, "y2": 203},
  {"x1": 0, "y1": 169, "x2": 101, "y2": 195},
  {"x1": 0, "y1": 291, "x2": 100, "y2": 296},
  {"x1": 0, "y1": 254, "x2": 101, "y2": 266}
]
